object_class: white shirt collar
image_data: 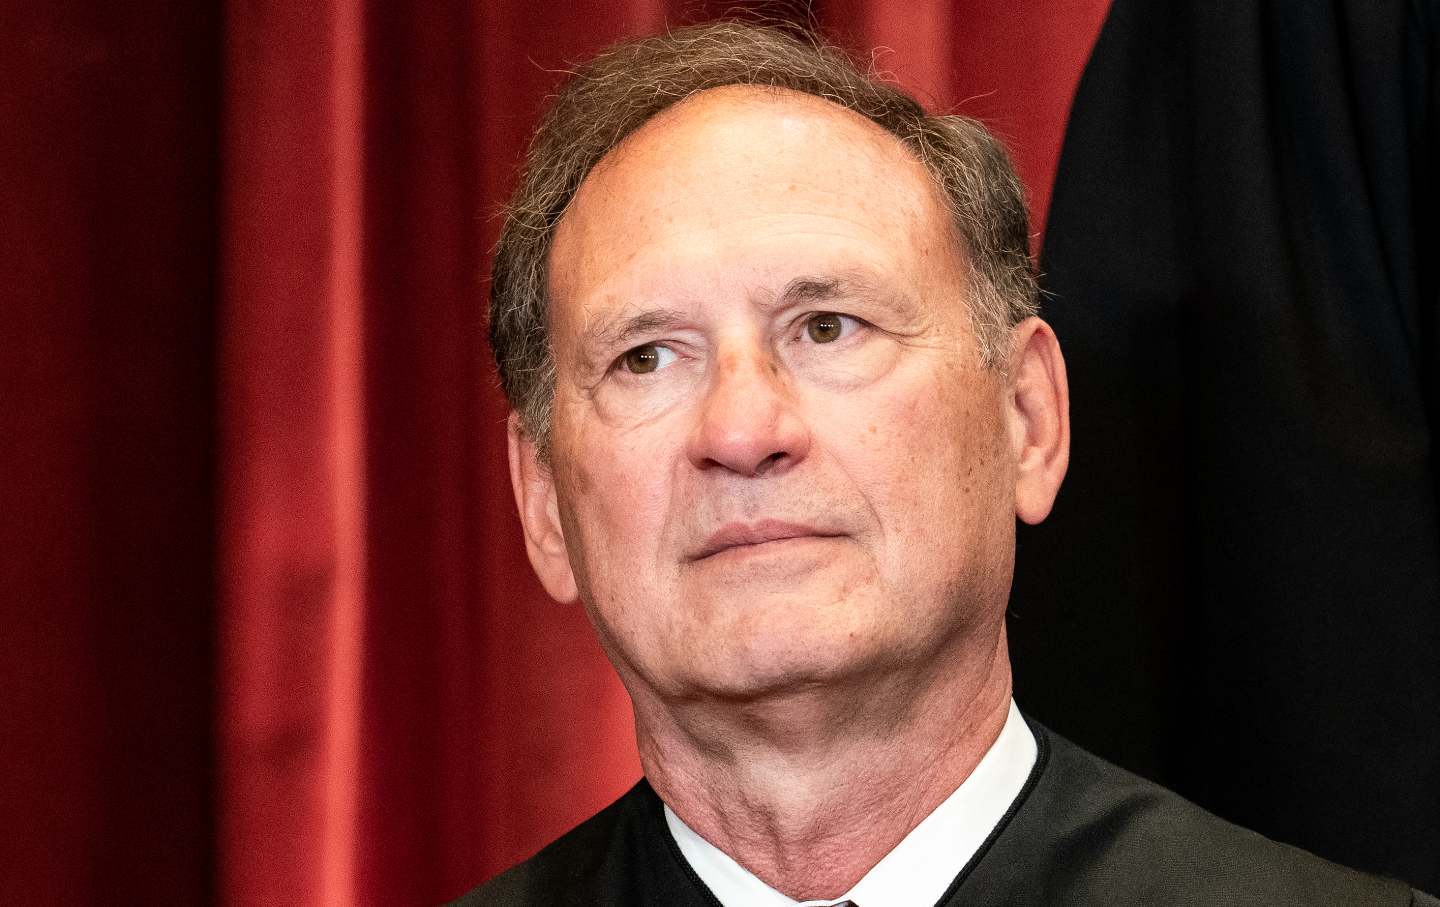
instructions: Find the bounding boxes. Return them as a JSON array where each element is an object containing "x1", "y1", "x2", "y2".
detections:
[{"x1": 663, "y1": 699, "x2": 1036, "y2": 907}]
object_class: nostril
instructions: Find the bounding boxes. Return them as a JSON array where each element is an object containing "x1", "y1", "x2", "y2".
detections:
[{"x1": 752, "y1": 451, "x2": 786, "y2": 477}]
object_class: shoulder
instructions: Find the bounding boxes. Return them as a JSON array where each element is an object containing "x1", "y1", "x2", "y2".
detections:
[
  {"x1": 446, "y1": 782, "x2": 656, "y2": 907},
  {"x1": 967, "y1": 721, "x2": 1418, "y2": 904}
]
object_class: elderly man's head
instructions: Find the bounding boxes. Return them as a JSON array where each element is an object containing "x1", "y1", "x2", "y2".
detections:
[
  {"x1": 491, "y1": 23, "x2": 1039, "y2": 456},
  {"x1": 499, "y1": 22, "x2": 1067, "y2": 709}
]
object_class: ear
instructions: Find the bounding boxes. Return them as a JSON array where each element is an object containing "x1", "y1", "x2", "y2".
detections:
[
  {"x1": 507, "y1": 413, "x2": 580, "y2": 603},
  {"x1": 1005, "y1": 317, "x2": 1070, "y2": 525}
]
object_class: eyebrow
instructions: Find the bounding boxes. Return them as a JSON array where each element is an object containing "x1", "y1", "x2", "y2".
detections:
[
  {"x1": 778, "y1": 275, "x2": 848, "y2": 304},
  {"x1": 584, "y1": 306, "x2": 689, "y2": 356},
  {"x1": 774, "y1": 270, "x2": 922, "y2": 314},
  {"x1": 775, "y1": 271, "x2": 920, "y2": 323}
]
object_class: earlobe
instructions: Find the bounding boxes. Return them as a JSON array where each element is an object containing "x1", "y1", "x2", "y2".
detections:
[
  {"x1": 507, "y1": 414, "x2": 581, "y2": 603},
  {"x1": 1007, "y1": 318, "x2": 1071, "y2": 525}
]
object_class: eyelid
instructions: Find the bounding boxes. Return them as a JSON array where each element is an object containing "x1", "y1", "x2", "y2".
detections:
[
  {"x1": 611, "y1": 341, "x2": 680, "y2": 375},
  {"x1": 795, "y1": 311, "x2": 866, "y2": 342}
]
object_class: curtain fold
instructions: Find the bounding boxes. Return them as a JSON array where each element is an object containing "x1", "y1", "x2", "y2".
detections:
[
  {"x1": 217, "y1": 2, "x2": 369, "y2": 903},
  {"x1": 1, "y1": 2, "x2": 222, "y2": 902}
]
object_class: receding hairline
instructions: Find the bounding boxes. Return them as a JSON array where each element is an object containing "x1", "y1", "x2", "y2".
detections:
[
  {"x1": 550, "y1": 82, "x2": 971, "y2": 315},
  {"x1": 567, "y1": 83, "x2": 945, "y2": 218}
]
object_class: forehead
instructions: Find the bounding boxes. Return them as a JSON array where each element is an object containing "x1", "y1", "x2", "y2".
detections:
[{"x1": 549, "y1": 86, "x2": 960, "y2": 314}]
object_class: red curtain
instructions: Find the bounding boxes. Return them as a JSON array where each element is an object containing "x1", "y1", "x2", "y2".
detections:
[{"x1": 1, "y1": 1, "x2": 1107, "y2": 903}]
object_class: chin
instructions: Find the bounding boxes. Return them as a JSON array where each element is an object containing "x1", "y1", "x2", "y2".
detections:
[
  {"x1": 678, "y1": 659, "x2": 847, "y2": 704},
  {"x1": 676, "y1": 617, "x2": 897, "y2": 703}
]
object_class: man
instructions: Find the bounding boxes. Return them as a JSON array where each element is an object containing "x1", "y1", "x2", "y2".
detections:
[{"x1": 458, "y1": 22, "x2": 1436, "y2": 906}]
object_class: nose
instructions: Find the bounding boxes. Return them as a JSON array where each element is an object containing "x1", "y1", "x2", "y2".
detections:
[{"x1": 685, "y1": 348, "x2": 811, "y2": 476}]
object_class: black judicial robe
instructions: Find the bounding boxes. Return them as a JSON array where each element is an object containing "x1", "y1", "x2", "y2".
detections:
[
  {"x1": 453, "y1": 722, "x2": 1437, "y2": 906},
  {"x1": 1009, "y1": 0, "x2": 1440, "y2": 889}
]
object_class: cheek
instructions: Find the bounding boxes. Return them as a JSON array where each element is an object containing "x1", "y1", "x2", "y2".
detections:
[
  {"x1": 591, "y1": 360, "x2": 707, "y2": 430},
  {"x1": 841, "y1": 367, "x2": 1010, "y2": 543},
  {"x1": 555, "y1": 416, "x2": 677, "y2": 565}
]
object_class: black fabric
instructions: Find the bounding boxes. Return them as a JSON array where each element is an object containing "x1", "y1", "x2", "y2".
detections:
[
  {"x1": 454, "y1": 774, "x2": 722, "y2": 907},
  {"x1": 453, "y1": 723, "x2": 1427, "y2": 905},
  {"x1": 1009, "y1": 0, "x2": 1440, "y2": 890}
]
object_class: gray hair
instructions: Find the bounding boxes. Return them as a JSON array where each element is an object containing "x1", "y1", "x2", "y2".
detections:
[{"x1": 490, "y1": 21, "x2": 1038, "y2": 454}]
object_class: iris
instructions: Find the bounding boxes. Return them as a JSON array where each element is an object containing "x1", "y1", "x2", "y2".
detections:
[{"x1": 807, "y1": 312, "x2": 843, "y2": 343}]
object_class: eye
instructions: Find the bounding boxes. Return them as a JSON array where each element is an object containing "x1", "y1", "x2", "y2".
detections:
[
  {"x1": 803, "y1": 312, "x2": 858, "y2": 344},
  {"x1": 619, "y1": 343, "x2": 678, "y2": 375}
]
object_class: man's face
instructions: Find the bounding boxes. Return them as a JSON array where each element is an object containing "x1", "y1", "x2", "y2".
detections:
[{"x1": 527, "y1": 87, "x2": 1026, "y2": 703}]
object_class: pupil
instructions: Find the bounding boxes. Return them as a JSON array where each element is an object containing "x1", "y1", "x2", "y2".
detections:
[
  {"x1": 627, "y1": 346, "x2": 659, "y2": 373},
  {"x1": 809, "y1": 314, "x2": 841, "y2": 343}
]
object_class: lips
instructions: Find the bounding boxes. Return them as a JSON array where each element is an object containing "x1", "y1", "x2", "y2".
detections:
[{"x1": 690, "y1": 520, "x2": 842, "y2": 561}]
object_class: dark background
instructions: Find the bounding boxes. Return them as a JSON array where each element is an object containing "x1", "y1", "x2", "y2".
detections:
[{"x1": 1012, "y1": 0, "x2": 1439, "y2": 890}]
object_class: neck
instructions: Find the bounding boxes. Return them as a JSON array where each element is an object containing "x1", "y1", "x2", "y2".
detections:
[{"x1": 634, "y1": 631, "x2": 1013, "y2": 901}]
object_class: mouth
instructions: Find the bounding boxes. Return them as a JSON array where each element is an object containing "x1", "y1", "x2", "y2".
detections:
[{"x1": 690, "y1": 520, "x2": 844, "y2": 561}]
